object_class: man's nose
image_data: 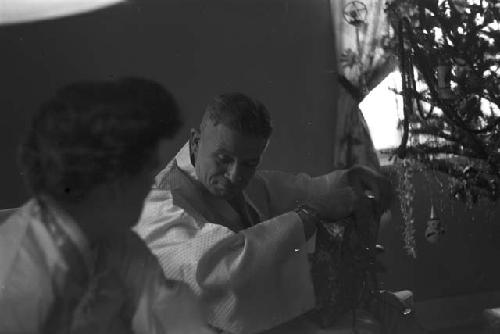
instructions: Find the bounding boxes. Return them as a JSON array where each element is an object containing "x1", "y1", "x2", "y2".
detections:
[{"x1": 225, "y1": 163, "x2": 242, "y2": 183}]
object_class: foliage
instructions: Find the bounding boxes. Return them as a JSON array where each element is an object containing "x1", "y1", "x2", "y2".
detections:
[{"x1": 386, "y1": 0, "x2": 500, "y2": 203}]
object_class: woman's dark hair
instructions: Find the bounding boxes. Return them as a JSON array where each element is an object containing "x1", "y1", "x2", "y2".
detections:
[{"x1": 19, "y1": 77, "x2": 182, "y2": 202}]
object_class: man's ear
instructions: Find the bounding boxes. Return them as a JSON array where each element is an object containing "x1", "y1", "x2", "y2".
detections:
[
  {"x1": 263, "y1": 139, "x2": 271, "y2": 154},
  {"x1": 189, "y1": 128, "x2": 200, "y2": 166}
]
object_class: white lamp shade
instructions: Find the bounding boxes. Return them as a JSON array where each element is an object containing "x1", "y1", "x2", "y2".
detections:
[{"x1": 0, "y1": 0, "x2": 126, "y2": 25}]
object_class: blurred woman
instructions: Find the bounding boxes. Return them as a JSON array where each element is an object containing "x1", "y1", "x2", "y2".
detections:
[{"x1": 0, "y1": 78, "x2": 215, "y2": 333}]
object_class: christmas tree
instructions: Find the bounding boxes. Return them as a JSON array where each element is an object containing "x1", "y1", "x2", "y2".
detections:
[{"x1": 385, "y1": 0, "x2": 500, "y2": 204}]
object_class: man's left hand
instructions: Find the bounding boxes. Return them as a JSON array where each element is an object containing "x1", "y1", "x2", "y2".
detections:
[{"x1": 346, "y1": 165, "x2": 393, "y2": 215}]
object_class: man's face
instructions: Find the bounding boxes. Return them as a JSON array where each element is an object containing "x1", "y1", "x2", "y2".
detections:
[{"x1": 191, "y1": 122, "x2": 268, "y2": 199}]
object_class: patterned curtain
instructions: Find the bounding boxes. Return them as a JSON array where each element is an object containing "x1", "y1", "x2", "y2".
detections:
[{"x1": 330, "y1": 0, "x2": 395, "y2": 170}]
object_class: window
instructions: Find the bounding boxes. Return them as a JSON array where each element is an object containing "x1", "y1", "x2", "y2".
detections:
[{"x1": 359, "y1": 71, "x2": 403, "y2": 165}]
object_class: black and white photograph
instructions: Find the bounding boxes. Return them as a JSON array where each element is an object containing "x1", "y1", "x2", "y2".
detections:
[{"x1": 1, "y1": 0, "x2": 499, "y2": 333}]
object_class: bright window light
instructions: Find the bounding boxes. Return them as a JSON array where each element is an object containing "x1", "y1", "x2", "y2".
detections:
[{"x1": 359, "y1": 71, "x2": 403, "y2": 151}]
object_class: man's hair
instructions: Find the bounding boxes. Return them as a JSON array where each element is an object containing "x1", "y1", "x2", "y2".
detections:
[
  {"x1": 201, "y1": 93, "x2": 273, "y2": 139},
  {"x1": 19, "y1": 77, "x2": 182, "y2": 202}
]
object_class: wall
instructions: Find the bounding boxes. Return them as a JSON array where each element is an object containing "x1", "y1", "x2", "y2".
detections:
[
  {"x1": 379, "y1": 167, "x2": 500, "y2": 301},
  {"x1": 0, "y1": 0, "x2": 339, "y2": 208}
]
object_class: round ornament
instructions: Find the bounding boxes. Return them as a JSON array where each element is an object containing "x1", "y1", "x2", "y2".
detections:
[{"x1": 425, "y1": 204, "x2": 445, "y2": 243}]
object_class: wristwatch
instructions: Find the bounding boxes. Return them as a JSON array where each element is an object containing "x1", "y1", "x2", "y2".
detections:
[{"x1": 295, "y1": 204, "x2": 321, "y2": 224}]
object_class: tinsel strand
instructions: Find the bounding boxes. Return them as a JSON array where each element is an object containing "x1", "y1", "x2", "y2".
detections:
[{"x1": 395, "y1": 159, "x2": 417, "y2": 258}]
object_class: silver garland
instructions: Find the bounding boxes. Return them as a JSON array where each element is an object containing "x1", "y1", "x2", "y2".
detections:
[{"x1": 395, "y1": 159, "x2": 417, "y2": 258}]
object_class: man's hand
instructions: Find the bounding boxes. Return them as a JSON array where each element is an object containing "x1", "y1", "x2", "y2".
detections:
[
  {"x1": 345, "y1": 165, "x2": 393, "y2": 216},
  {"x1": 302, "y1": 165, "x2": 393, "y2": 223},
  {"x1": 297, "y1": 189, "x2": 356, "y2": 239},
  {"x1": 304, "y1": 187, "x2": 357, "y2": 222}
]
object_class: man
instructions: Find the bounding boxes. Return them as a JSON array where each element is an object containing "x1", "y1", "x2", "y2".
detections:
[
  {"x1": 0, "y1": 78, "x2": 214, "y2": 333},
  {"x1": 136, "y1": 92, "x2": 393, "y2": 334}
]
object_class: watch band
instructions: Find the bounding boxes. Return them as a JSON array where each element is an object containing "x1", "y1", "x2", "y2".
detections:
[{"x1": 295, "y1": 204, "x2": 321, "y2": 224}]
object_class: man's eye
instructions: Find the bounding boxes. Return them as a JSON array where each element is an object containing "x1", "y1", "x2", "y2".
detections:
[
  {"x1": 217, "y1": 155, "x2": 233, "y2": 164},
  {"x1": 243, "y1": 161, "x2": 259, "y2": 169}
]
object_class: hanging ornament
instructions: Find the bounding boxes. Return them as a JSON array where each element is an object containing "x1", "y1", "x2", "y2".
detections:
[
  {"x1": 437, "y1": 62, "x2": 454, "y2": 100},
  {"x1": 465, "y1": 71, "x2": 482, "y2": 92},
  {"x1": 425, "y1": 204, "x2": 445, "y2": 243},
  {"x1": 452, "y1": 0, "x2": 468, "y2": 14},
  {"x1": 488, "y1": 178, "x2": 498, "y2": 201},
  {"x1": 453, "y1": 57, "x2": 470, "y2": 80}
]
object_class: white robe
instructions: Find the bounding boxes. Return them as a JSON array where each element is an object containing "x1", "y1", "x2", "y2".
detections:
[
  {"x1": 0, "y1": 199, "x2": 214, "y2": 334},
  {"x1": 135, "y1": 143, "x2": 356, "y2": 334}
]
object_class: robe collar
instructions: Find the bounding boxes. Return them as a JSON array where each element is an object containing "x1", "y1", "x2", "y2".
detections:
[
  {"x1": 37, "y1": 196, "x2": 94, "y2": 276},
  {"x1": 161, "y1": 142, "x2": 261, "y2": 232}
]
